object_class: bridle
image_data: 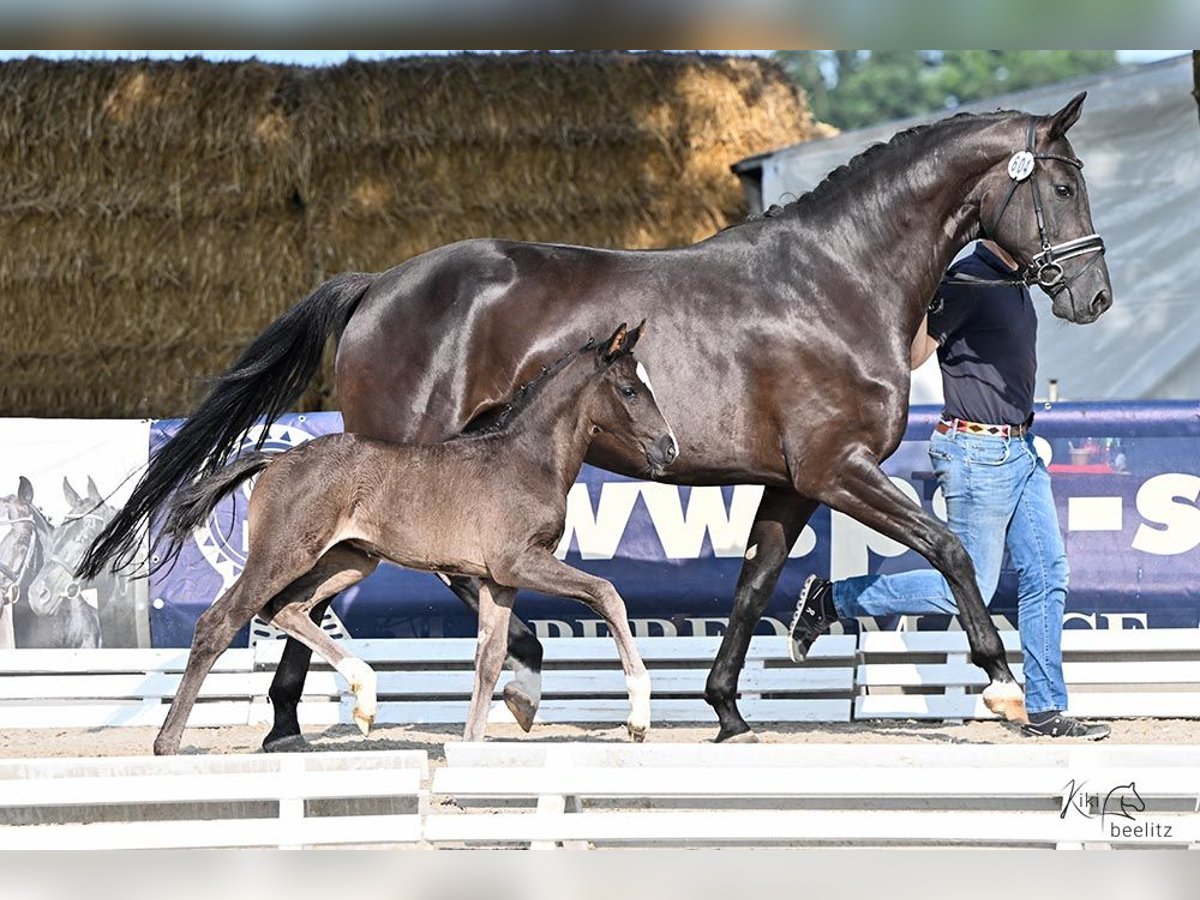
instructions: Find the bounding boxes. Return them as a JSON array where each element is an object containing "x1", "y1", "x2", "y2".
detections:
[
  {"x1": 950, "y1": 116, "x2": 1106, "y2": 294},
  {"x1": 35, "y1": 510, "x2": 108, "y2": 608},
  {"x1": 0, "y1": 514, "x2": 38, "y2": 605}
]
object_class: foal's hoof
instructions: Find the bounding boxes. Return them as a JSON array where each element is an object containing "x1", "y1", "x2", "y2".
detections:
[
  {"x1": 715, "y1": 728, "x2": 759, "y2": 744},
  {"x1": 353, "y1": 710, "x2": 375, "y2": 737},
  {"x1": 626, "y1": 723, "x2": 647, "y2": 743},
  {"x1": 262, "y1": 734, "x2": 312, "y2": 754},
  {"x1": 503, "y1": 682, "x2": 538, "y2": 733},
  {"x1": 982, "y1": 681, "x2": 1029, "y2": 725}
]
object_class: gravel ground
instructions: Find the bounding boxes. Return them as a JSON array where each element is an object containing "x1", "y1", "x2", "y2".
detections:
[{"x1": 3, "y1": 717, "x2": 1198, "y2": 760}]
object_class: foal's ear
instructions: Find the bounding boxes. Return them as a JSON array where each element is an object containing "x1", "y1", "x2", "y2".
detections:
[
  {"x1": 623, "y1": 319, "x2": 646, "y2": 355},
  {"x1": 17, "y1": 476, "x2": 33, "y2": 504},
  {"x1": 1047, "y1": 91, "x2": 1086, "y2": 141},
  {"x1": 601, "y1": 322, "x2": 629, "y2": 363}
]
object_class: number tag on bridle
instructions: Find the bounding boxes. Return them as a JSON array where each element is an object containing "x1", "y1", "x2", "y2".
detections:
[{"x1": 1007, "y1": 151, "x2": 1035, "y2": 182}]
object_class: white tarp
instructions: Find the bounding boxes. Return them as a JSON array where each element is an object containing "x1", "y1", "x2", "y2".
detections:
[{"x1": 741, "y1": 54, "x2": 1200, "y2": 405}]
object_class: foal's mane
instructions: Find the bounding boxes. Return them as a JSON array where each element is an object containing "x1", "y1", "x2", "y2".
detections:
[
  {"x1": 461, "y1": 338, "x2": 598, "y2": 437},
  {"x1": 738, "y1": 108, "x2": 1023, "y2": 227}
]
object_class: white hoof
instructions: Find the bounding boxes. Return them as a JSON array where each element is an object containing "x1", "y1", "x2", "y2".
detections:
[
  {"x1": 982, "y1": 680, "x2": 1028, "y2": 724},
  {"x1": 336, "y1": 658, "x2": 378, "y2": 736}
]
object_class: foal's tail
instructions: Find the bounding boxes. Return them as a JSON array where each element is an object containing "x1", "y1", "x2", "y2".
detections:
[
  {"x1": 78, "y1": 272, "x2": 377, "y2": 579},
  {"x1": 160, "y1": 452, "x2": 273, "y2": 549}
]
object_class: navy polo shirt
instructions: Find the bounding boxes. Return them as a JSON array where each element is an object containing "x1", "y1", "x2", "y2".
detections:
[{"x1": 927, "y1": 242, "x2": 1037, "y2": 427}]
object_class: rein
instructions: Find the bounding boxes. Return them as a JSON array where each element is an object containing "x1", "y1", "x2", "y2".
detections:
[{"x1": 942, "y1": 116, "x2": 1106, "y2": 295}]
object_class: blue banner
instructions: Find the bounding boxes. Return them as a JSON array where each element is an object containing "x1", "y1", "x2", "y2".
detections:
[{"x1": 148, "y1": 402, "x2": 1200, "y2": 646}]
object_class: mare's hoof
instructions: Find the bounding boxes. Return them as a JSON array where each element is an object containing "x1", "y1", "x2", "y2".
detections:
[
  {"x1": 503, "y1": 682, "x2": 538, "y2": 733},
  {"x1": 982, "y1": 681, "x2": 1029, "y2": 725},
  {"x1": 627, "y1": 724, "x2": 647, "y2": 743},
  {"x1": 715, "y1": 728, "x2": 759, "y2": 744},
  {"x1": 262, "y1": 734, "x2": 312, "y2": 754}
]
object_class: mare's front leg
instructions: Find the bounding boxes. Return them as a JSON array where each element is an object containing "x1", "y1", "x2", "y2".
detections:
[
  {"x1": 706, "y1": 487, "x2": 817, "y2": 743},
  {"x1": 462, "y1": 579, "x2": 517, "y2": 741},
  {"x1": 501, "y1": 549, "x2": 650, "y2": 741},
  {"x1": 813, "y1": 448, "x2": 1025, "y2": 722}
]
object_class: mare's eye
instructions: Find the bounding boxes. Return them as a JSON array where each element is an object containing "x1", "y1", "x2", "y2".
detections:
[
  {"x1": 620, "y1": 386, "x2": 637, "y2": 399},
  {"x1": 1054, "y1": 184, "x2": 1073, "y2": 198}
]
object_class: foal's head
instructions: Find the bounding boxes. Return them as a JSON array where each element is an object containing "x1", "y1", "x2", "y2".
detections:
[{"x1": 585, "y1": 321, "x2": 678, "y2": 476}]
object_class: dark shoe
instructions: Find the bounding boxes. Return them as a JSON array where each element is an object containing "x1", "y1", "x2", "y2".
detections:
[
  {"x1": 1022, "y1": 711, "x2": 1111, "y2": 741},
  {"x1": 788, "y1": 575, "x2": 837, "y2": 663}
]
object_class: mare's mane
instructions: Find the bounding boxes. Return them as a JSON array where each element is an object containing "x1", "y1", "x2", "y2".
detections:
[{"x1": 735, "y1": 108, "x2": 1024, "y2": 228}]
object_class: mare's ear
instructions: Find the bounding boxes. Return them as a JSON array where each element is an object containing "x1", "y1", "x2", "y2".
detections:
[
  {"x1": 62, "y1": 477, "x2": 82, "y2": 508},
  {"x1": 17, "y1": 476, "x2": 33, "y2": 504},
  {"x1": 623, "y1": 319, "x2": 646, "y2": 355},
  {"x1": 601, "y1": 322, "x2": 628, "y2": 364},
  {"x1": 1047, "y1": 91, "x2": 1086, "y2": 141},
  {"x1": 86, "y1": 476, "x2": 102, "y2": 504}
]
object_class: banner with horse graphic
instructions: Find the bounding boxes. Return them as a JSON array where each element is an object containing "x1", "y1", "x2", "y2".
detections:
[
  {"x1": 146, "y1": 401, "x2": 1200, "y2": 647},
  {"x1": 0, "y1": 419, "x2": 149, "y2": 649}
]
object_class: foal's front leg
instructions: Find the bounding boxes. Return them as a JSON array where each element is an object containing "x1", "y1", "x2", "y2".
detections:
[
  {"x1": 463, "y1": 579, "x2": 517, "y2": 741},
  {"x1": 502, "y1": 549, "x2": 650, "y2": 741}
]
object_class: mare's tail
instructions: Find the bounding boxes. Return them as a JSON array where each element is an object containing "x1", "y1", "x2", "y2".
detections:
[
  {"x1": 78, "y1": 272, "x2": 376, "y2": 579},
  {"x1": 159, "y1": 452, "x2": 273, "y2": 548}
]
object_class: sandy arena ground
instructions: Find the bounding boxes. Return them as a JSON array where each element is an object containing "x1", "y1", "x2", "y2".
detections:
[{"x1": 3, "y1": 718, "x2": 1198, "y2": 760}]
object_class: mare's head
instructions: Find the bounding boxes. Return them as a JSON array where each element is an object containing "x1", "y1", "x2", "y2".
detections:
[
  {"x1": 978, "y1": 92, "x2": 1112, "y2": 324},
  {"x1": 587, "y1": 321, "x2": 678, "y2": 477},
  {"x1": 28, "y1": 477, "x2": 114, "y2": 617}
]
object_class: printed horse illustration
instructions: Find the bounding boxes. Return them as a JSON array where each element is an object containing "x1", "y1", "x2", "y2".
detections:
[
  {"x1": 0, "y1": 477, "x2": 53, "y2": 649},
  {"x1": 84, "y1": 94, "x2": 1112, "y2": 746},
  {"x1": 151, "y1": 325, "x2": 675, "y2": 754},
  {"x1": 26, "y1": 478, "x2": 130, "y2": 649}
]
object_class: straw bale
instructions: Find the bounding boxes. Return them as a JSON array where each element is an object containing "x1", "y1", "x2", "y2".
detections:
[
  {"x1": 0, "y1": 52, "x2": 818, "y2": 418},
  {"x1": 0, "y1": 57, "x2": 301, "y2": 219}
]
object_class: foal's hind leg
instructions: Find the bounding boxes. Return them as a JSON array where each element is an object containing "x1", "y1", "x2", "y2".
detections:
[
  {"x1": 263, "y1": 546, "x2": 380, "y2": 737},
  {"x1": 815, "y1": 451, "x2": 1025, "y2": 722},
  {"x1": 155, "y1": 570, "x2": 290, "y2": 755},
  {"x1": 463, "y1": 579, "x2": 517, "y2": 741},
  {"x1": 502, "y1": 550, "x2": 650, "y2": 741},
  {"x1": 442, "y1": 573, "x2": 542, "y2": 732}
]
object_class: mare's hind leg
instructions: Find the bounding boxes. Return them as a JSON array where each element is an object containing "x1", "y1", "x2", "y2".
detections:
[
  {"x1": 263, "y1": 545, "x2": 380, "y2": 738},
  {"x1": 463, "y1": 579, "x2": 517, "y2": 741},
  {"x1": 815, "y1": 451, "x2": 1024, "y2": 722},
  {"x1": 442, "y1": 574, "x2": 543, "y2": 732},
  {"x1": 502, "y1": 550, "x2": 650, "y2": 741},
  {"x1": 707, "y1": 488, "x2": 817, "y2": 743}
]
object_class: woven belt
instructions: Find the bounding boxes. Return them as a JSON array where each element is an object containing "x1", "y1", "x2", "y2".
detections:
[{"x1": 936, "y1": 417, "x2": 1028, "y2": 439}]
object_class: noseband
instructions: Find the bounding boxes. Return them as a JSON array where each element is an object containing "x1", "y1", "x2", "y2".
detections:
[
  {"x1": 979, "y1": 117, "x2": 1106, "y2": 293},
  {"x1": 0, "y1": 515, "x2": 37, "y2": 605}
]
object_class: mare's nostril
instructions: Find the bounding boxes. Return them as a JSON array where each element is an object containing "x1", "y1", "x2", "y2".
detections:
[
  {"x1": 658, "y1": 435, "x2": 678, "y2": 465},
  {"x1": 1092, "y1": 290, "x2": 1110, "y2": 316}
]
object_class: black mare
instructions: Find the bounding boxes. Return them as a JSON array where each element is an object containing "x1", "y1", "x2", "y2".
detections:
[{"x1": 83, "y1": 94, "x2": 1112, "y2": 745}]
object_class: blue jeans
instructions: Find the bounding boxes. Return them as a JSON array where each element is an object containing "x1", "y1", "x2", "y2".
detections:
[{"x1": 832, "y1": 429, "x2": 1069, "y2": 714}]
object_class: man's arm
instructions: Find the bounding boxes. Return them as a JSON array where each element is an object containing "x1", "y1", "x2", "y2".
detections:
[{"x1": 910, "y1": 315, "x2": 939, "y2": 370}]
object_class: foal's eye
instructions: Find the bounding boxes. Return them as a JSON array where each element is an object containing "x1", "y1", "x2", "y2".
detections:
[
  {"x1": 620, "y1": 386, "x2": 637, "y2": 399},
  {"x1": 1054, "y1": 184, "x2": 1073, "y2": 198}
]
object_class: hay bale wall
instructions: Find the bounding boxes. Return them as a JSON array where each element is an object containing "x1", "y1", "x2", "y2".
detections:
[{"x1": 0, "y1": 52, "x2": 819, "y2": 418}]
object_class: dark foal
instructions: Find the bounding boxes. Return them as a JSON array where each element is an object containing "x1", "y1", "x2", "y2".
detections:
[
  {"x1": 88, "y1": 93, "x2": 1112, "y2": 746},
  {"x1": 152, "y1": 323, "x2": 676, "y2": 755}
]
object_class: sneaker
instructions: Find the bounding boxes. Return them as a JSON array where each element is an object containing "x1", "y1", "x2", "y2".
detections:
[
  {"x1": 1022, "y1": 712, "x2": 1111, "y2": 741},
  {"x1": 788, "y1": 575, "x2": 837, "y2": 663}
]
